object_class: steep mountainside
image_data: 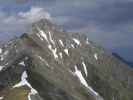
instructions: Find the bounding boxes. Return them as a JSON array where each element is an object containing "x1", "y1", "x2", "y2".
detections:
[{"x1": 0, "y1": 19, "x2": 133, "y2": 100}]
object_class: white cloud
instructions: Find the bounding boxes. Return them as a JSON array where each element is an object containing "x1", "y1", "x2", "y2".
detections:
[
  {"x1": 18, "y1": 7, "x2": 51, "y2": 23},
  {"x1": 0, "y1": 6, "x2": 51, "y2": 36}
]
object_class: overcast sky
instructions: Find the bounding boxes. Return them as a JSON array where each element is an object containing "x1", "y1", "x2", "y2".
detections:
[{"x1": 0, "y1": 0, "x2": 133, "y2": 61}]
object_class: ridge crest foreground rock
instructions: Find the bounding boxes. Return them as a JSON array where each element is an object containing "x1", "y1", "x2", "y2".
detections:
[{"x1": 0, "y1": 19, "x2": 133, "y2": 100}]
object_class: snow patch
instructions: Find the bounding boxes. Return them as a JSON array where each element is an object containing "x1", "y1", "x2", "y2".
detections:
[
  {"x1": 37, "y1": 33, "x2": 43, "y2": 41},
  {"x1": 64, "y1": 49, "x2": 69, "y2": 56},
  {"x1": 13, "y1": 71, "x2": 28, "y2": 88},
  {"x1": 59, "y1": 52, "x2": 63, "y2": 59},
  {"x1": 13, "y1": 71, "x2": 38, "y2": 100},
  {"x1": 0, "y1": 48, "x2": 2, "y2": 54},
  {"x1": 48, "y1": 31, "x2": 55, "y2": 45},
  {"x1": 82, "y1": 62, "x2": 88, "y2": 77},
  {"x1": 86, "y1": 38, "x2": 90, "y2": 45},
  {"x1": 0, "y1": 50, "x2": 9, "y2": 61},
  {"x1": 0, "y1": 97, "x2": 4, "y2": 100},
  {"x1": 73, "y1": 66, "x2": 88, "y2": 87},
  {"x1": 73, "y1": 65, "x2": 99, "y2": 96},
  {"x1": 73, "y1": 38, "x2": 80, "y2": 45},
  {"x1": 39, "y1": 30, "x2": 49, "y2": 42},
  {"x1": 36, "y1": 27, "x2": 49, "y2": 42},
  {"x1": 19, "y1": 61, "x2": 25, "y2": 66},
  {"x1": 94, "y1": 53, "x2": 98, "y2": 60},
  {"x1": 5, "y1": 63, "x2": 8, "y2": 66},
  {"x1": 37, "y1": 56, "x2": 49, "y2": 66},
  {"x1": 3, "y1": 50, "x2": 9, "y2": 55},
  {"x1": 59, "y1": 39, "x2": 64, "y2": 47},
  {"x1": 0, "y1": 66, "x2": 4, "y2": 71},
  {"x1": 48, "y1": 45, "x2": 58, "y2": 59},
  {"x1": 71, "y1": 44, "x2": 75, "y2": 48},
  {"x1": 0, "y1": 55, "x2": 4, "y2": 61}
]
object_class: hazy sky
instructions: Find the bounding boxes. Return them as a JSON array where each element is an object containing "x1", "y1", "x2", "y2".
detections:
[{"x1": 0, "y1": 0, "x2": 133, "y2": 61}]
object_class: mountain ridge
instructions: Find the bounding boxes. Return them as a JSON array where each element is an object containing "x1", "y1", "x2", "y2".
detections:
[
  {"x1": 0, "y1": 19, "x2": 133, "y2": 100},
  {"x1": 112, "y1": 52, "x2": 133, "y2": 68}
]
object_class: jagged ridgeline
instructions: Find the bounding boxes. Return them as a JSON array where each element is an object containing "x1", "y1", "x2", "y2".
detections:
[{"x1": 0, "y1": 19, "x2": 133, "y2": 100}]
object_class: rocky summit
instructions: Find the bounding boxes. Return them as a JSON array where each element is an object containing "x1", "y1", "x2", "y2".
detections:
[{"x1": 0, "y1": 19, "x2": 133, "y2": 100}]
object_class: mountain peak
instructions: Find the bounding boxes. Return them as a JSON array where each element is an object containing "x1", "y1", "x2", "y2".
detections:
[
  {"x1": 0, "y1": 19, "x2": 133, "y2": 100},
  {"x1": 31, "y1": 19, "x2": 60, "y2": 34}
]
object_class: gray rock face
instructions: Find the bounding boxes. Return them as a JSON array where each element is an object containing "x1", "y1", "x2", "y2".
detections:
[{"x1": 0, "y1": 19, "x2": 133, "y2": 100}]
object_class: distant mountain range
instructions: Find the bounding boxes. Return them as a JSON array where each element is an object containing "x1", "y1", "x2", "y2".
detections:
[{"x1": 112, "y1": 52, "x2": 133, "y2": 67}]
